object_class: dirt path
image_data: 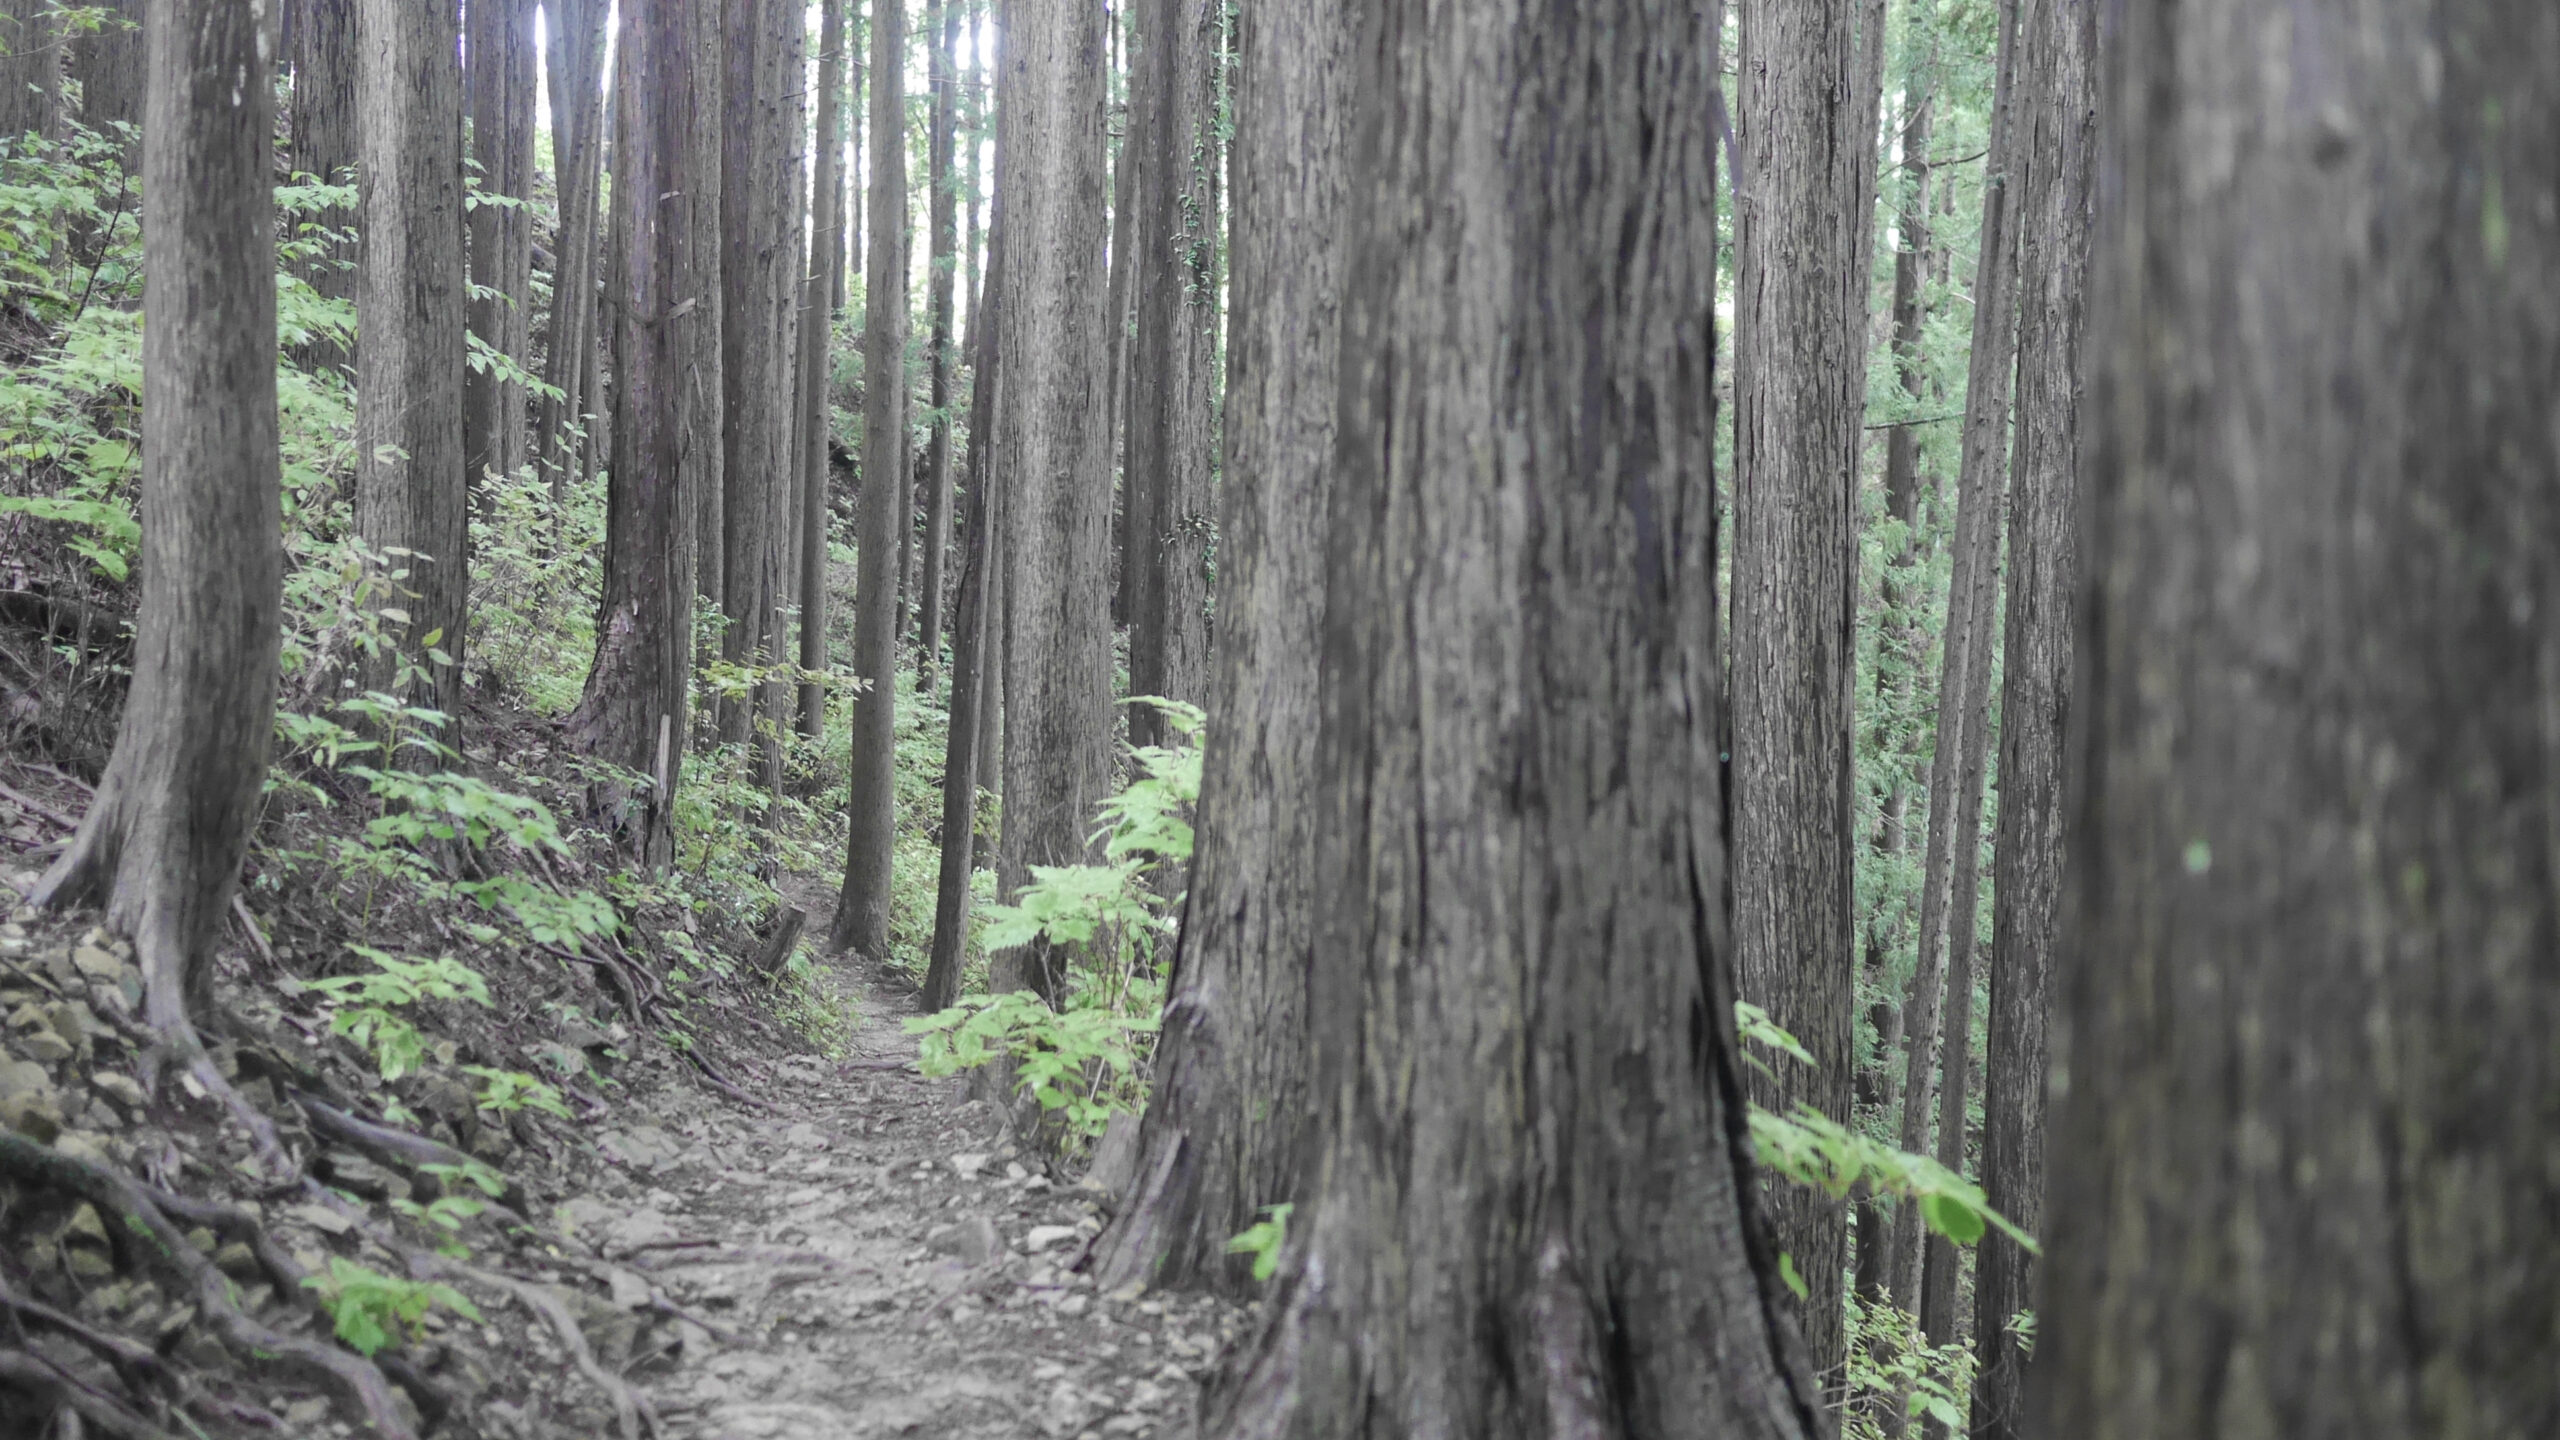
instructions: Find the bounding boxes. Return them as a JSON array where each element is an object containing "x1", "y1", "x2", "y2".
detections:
[{"x1": 572, "y1": 943, "x2": 1240, "y2": 1440}]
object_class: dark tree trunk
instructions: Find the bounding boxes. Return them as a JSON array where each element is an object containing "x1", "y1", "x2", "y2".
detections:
[
  {"x1": 1731, "y1": 0, "x2": 1879, "y2": 1384},
  {"x1": 1122, "y1": 0, "x2": 1220, "y2": 750},
  {"x1": 534, "y1": 0, "x2": 607, "y2": 503},
  {"x1": 794, "y1": 0, "x2": 849, "y2": 738},
  {"x1": 1104, "y1": 2, "x2": 1140, "y2": 634},
  {"x1": 1889, "y1": 0, "x2": 2021, "y2": 1322},
  {"x1": 0, "y1": 0, "x2": 62, "y2": 145},
  {"x1": 1968, "y1": 2, "x2": 2092, "y2": 1433},
  {"x1": 922, "y1": 208, "x2": 1005, "y2": 1014},
  {"x1": 465, "y1": 0, "x2": 538, "y2": 503},
  {"x1": 961, "y1": 8, "x2": 984, "y2": 367},
  {"x1": 356, "y1": 0, "x2": 468, "y2": 712},
  {"x1": 2037, "y1": 2, "x2": 2560, "y2": 1436},
  {"x1": 1203, "y1": 1, "x2": 1829, "y2": 1430},
  {"x1": 563, "y1": 0, "x2": 719, "y2": 870},
  {"x1": 990, "y1": 0, "x2": 1114, "y2": 1002},
  {"x1": 66, "y1": 0, "x2": 139, "y2": 153},
  {"x1": 830, "y1": 0, "x2": 910, "y2": 959},
  {"x1": 912, "y1": 0, "x2": 960, "y2": 690},
  {"x1": 287, "y1": 0, "x2": 357, "y2": 371},
  {"x1": 1087, "y1": 0, "x2": 1341, "y2": 1297},
  {"x1": 35, "y1": 0, "x2": 279, "y2": 1037}
]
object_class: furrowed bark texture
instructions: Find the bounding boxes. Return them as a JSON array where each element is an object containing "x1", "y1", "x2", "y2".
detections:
[
  {"x1": 1890, "y1": 0, "x2": 2021, "y2": 1325},
  {"x1": 795, "y1": 0, "x2": 848, "y2": 738},
  {"x1": 1122, "y1": 0, "x2": 1220, "y2": 748},
  {"x1": 2038, "y1": 2, "x2": 2560, "y2": 1436},
  {"x1": 34, "y1": 0, "x2": 280, "y2": 1030},
  {"x1": 1105, "y1": 2, "x2": 1141, "y2": 632},
  {"x1": 913, "y1": 0, "x2": 959, "y2": 688},
  {"x1": 832, "y1": 0, "x2": 910, "y2": 959},
  {"x1": 0, "y1": 0, "x2": 61, "y2": 145},
  {"x1": 991, "y1": 0, "x2": 1114, "y2": 1002},
  {"x1": 1968, "y1": 0, "x2": 2090, "y2": 1431},
  {"x1": 66, "y1": 0, "x2": 139, "y2": 150},
  {"x1": 1202, "y1": 1, "x2": 1826, "y2": 1434},
  {"x1": 534, "y1": 0, "x2": 607, "y2": 502},
  {"x1": 1732, "y1": 0, "x2": 1870, "y2": 1385},
  {"x1": 356, "y1": 0, "x2": 468, "y2": 711},
  {"x1": 1089, "y1": 0, "x2": 1342, "y2": 1298},
  {"x1": 465, "y1": 0, "x2": 537, "y2": 503},
  {"x1": 563, "y1": 0, "x2": 720, "y2": 871},
  {"x1": 287, "y1": 0, "x2": 357, "y2": 370}
]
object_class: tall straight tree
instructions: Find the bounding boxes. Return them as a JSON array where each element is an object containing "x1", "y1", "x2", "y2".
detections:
[
  {"x1": 1103, "y1": 2, "x2": 1142, "y2": 631},
  {"x1": 288, "y1": 0, "x2": 358, "y2": 366},
  {"x1": 830, "y1": 0, "x2": 910, "y2": 959},
  {"x1": 1121, "y1": 0, "x2": 1220, "y2": 747},
  {"x1": 1890, "y1": 0, "x2": 2021, "y2": 1326},
  {"x1": 1969, "y1": 2, "x2": 2091, "y2": 1433},
  {"x1": 1204, "y1": 0, "x2": 1828, "y2": 1428},
  {"x1": 2039, "y1": 1, "x2": 2560, "y2": 1435},
  {"x1": 911, "y1": 0, "x2": 960, "y2": 688},
  {"x1": 356, "y1": 0, "x2": 468, "y2": 713},
  {"x1": 34, "y1": 0, "x2": 280, "y2": 1036},
  {"x1": 1088, "y1": 0, "x2": 1342, "y2": 1296},
  {"x1": 534, "y1": 0, "x2": 608, "y2": 503},
  {"x1": 564, "y1": 0, "x2": 721, "y2": 868},
  {"x1": 65, "y1": 0, "x2": 139, "y2": 152},
  {"x1": 991, "y1": 0, "x2": 1114, "y2": 1001},
  {"x1": 1731, "y1": 0, "x2": 1879, "y2": 1381},
  {"x1": 0, "y1": 0, "x2": 61, "y2": 144},
  {"x1": 464, "y1": 0, "x2": 538, "y2": 503},
  {"x1": 794, "y1": 0, "x2": 849, "y2": 738}
]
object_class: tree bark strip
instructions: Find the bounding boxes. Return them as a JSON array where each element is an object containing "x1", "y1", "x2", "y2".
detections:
[
  {"x1": 465, "y1": 0, "x2": 539, "y2": 505},
  {"x1": 913, "y1": 0, "x2": 961, "y2": 688},
  {"x1": 795, "y1": 0, "x2": 851, "y2": 737}
]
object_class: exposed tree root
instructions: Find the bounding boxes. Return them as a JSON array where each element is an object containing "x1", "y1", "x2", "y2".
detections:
[
  {"x1": 0, "y1": 1349, "x2": 184, "y2": 1440},
  {"x1": 0, "y1": 1133, "x2": 418, "y2": 1439},
  {"x1": 290, "y1": 1088, "x2": 532, "y2": 1218},
  {"x1": 0, "y1": 1276, "x2": 181, "y2": 1411}
]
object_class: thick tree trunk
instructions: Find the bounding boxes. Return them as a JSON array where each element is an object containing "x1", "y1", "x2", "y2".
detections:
[
  {"x1": 0, "y1": 0, "x2": 62, "y2": 145},
  {"x1": 287, "y1": 0, "x2": 357, "y2": 371},
  {"x1": 922, "y1": 210, "x2": 1005, "y2": 1014},
  {"x1": 912, "y1": 0, "x2": 960, "y2": 690},
  {"x1": 1203, "y1": 2, "x2": 1826, "y2": 1431},
  {"x1": 1088, "y1": 0, "x2": 1340, "y2": 1297},
  {"x1": 355, "y1": 0, "x2": 468, "y2": 712},
  {"x1": 795, "y1": 0, "x2": 849, "y2": 738},
  {"x1": 990, "y1": 0, "x2": 1114, "y2": 1002},
  {"x1": 35, "y1": 0, "x2": 279, "y2": 1036},
  {"x1": 1122, "y1": 0, "x2": 1220, "y2": 750},
  {"x1": 2037, "y1": 2, "x2": 2560, "y2": 1436},
  {"x1": 1889, "y1": 0, "x2": 2021, "y2": 1322},
  {"x1": 564, "y1": 0, "x2": 719, "y2": 870},
  {"x1": 65, "y1": 0, "x2": 139, "y2": 153},
  {"x1": 1731, "y1": 0, "x2": 1877, "y2": 1385},
  {"x1": 830, "y1": 0, "x2": 910, "y2": 959},
  {"x1": 534, "y1": 0, "x2": 607, "y2": 504},
  {"x1": 1968, "y1": 2, "x2": 2091, "y2": 1433},
  {"x1": 464, "y1": 0, "x2": 538, "y2": 503}
]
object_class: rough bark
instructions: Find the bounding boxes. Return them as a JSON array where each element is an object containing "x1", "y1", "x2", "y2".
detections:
[
  {"x1": 561, "y1": 0, "x2": 720, "y2": 870},
  {"x1": 33, "y1": 0, "x2": 280, "y2": 1033},
  {"x1": 286, "y1": 0, "x2": 357, "y2": 372},
  {"x1": 465, "y1": 0, "x2": 538, "y2": 502},
  {"x1": 912, "y1": 0, "x2": 960, "y2": 689},
  {"x1": 1731, "y1": 0, "x2": 1876, "y2": 1384},
  {"x1": 1201, "y1": 2, "x2": 1825, "y2": 1432},
  {"x1": 0, "y1": 0, "x2": 61, "y2": 145},
  {"x1": 795, "y1": 0, "x2": 850, "y2": 738},
  {"x1": 65, "y1": 0, "x2": 139, "y2": 151},
  {"x1": 1104, "y1": 4, "x2": 1143, "y2": 633},
  {"x1": 1968, "y1": 1, "x2": 2091, "y2": 1433},
  {"x1": 829, "y1": 0, "x2": 910, "y2": 959},
  {"x1": 1087, "y1": 0, "x2": 1339, "y2": 1298},
  {"x1": 2035, "y1": 2, "x2": 2560, "y2": 1436},
  {"x1": 355, "y1": 0, "x2": 469, "y2": 713},
  {"x1": 1122, "y1": 0, "x2": 1220, "y2": 750},
  {"x1": 534, "y1": 0, "x2": 608, "y2": 503},
  {"x1": 990, "y1": 0, "x2": 1114, "y2": 1002}
]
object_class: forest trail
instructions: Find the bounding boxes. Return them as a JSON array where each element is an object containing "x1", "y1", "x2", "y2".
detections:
[{"x1": 594, "y1": 879, "x2": 1240, "y2": 1440}]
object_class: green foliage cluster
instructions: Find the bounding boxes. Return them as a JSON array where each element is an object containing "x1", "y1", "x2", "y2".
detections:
[{"x1": 300, "y1": 1257, "x2": 482, "y2": 1357}]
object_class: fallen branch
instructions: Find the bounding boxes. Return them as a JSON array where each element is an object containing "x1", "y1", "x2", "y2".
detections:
[{"x1": 0, "y1": 777, "x2": 79, "y2": 830}]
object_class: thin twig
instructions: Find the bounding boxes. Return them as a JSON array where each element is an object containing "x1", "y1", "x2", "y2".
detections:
[{"x1": 0, "y1": 778, "x2": 80, "y2": 830}]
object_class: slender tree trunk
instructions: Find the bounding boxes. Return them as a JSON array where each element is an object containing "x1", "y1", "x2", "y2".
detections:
[
  {"x1": 0, "y1": 0, "x2": 62, "y2": 145},
  {"x1": 356, "y1": 0, "x2": 468, "y2": 712},
  {"x1": 65, "y1": 0, "x2": 140, "y2": 154},
  {"x1": 564, "y1": 0, "x2": 718, "y2": 870},
  {"x1": 2039, "y1": 3, "x2": 2560, "y2": 1435},
  {"x1": 961, "y1": 7, "x2": 984, "y2": 363},
  {"x1": 1105, "y1": 3, "x2": 1143, "y2": 634},
  {"x1": 913, "y1": 0, "x2": 960, "y2": 689},
  {"x1": 287, "y1": 0, "x2": 358, "y2": 326},
  {"x1": 1731, "y1": 0, "x2": 1878, "y2": 1385},
  {"x1": 33, "y1": 0, "x2": 280, "y2": 1034},
  {"x1": 1123, "y1": 0, "x2": 1221, "y2": 749},
  {"x1": 990, "y1": 0, "x2": 1114, "y2": 1002},
  {"x1": 1968, "y1": 3, "x2": 2091, "y2": 1434},
  {"x1": 830, "y1": 0, "x2": 910, "y2": 958},
  {"x1": 1890, "y1": 0, "x2": 2022, "y2": 1323},
  {"x1": 1204, "y1": 0, "x2": 1825, "y2": 1429},
  {"x1": 923, "y1": 209, "x2": 1005, "y2": 1013},
  {"x1": 534, "y1": 0, "x2": 607, "y2": 504},
  {"x1": 465, "y1": 0, "x2": 538, "y2": 505},
  {"x1": 1089, "y1": 0, "x2": 1341, "y2": 1297},
  {"x1": 795, "y1": 0, "x2": 850, "y2": 738}
]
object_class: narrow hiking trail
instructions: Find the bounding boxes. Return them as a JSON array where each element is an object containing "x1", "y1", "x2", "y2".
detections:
[{"x1": 581, "y1": 881, "x2": 1245, "y2": 1440}]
